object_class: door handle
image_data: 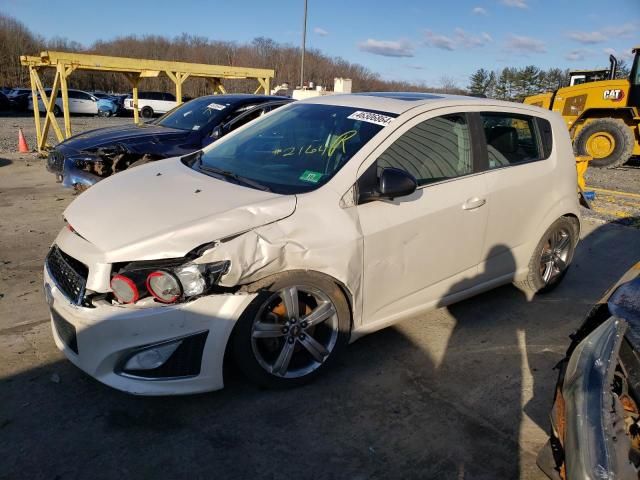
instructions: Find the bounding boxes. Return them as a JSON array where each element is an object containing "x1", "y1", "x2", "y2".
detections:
[{"x1": 462, "y1": 197, "x2": 486, "y2": 210}]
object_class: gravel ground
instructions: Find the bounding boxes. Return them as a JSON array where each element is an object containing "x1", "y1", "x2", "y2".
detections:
[
  {"x1": 1, "y1": 154, "x2": 640, "y2": 480},
  {"x1": 0, "y1": 112, "x2": 131, "y2": 153}
]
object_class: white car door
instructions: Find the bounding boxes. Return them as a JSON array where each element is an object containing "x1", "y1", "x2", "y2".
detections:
[
  {"x1": 76, "y1": 91, "x2": 98, "y2": 114},
  {"x1": 356, "y1": 110, "x2": 489, "y2": 325}
]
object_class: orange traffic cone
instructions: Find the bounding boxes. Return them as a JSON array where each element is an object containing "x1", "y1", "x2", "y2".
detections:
[{"x1": 18, "y1": 128, "x2": 29, "y2": 153}]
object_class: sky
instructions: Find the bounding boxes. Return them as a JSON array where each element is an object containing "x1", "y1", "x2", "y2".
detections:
[{"x1": 1, "y1": 0, "x2": 638, "y2": 87}]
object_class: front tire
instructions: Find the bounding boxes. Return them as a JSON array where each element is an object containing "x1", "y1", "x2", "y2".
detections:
[
  {"x1": 52, "y1": 105, "x2": 62, "y2": 116},
  {"x1": 516, "y1": 217, "x2": 578, "y2": 294},
  {"x1": 573, "y1": 118, "x2": 633, "y2": 168},
  {"x1": 232, "y1": 272, "x2": 351, "y2": 389}
]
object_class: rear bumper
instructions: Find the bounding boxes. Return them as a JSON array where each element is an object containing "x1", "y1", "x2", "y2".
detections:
[{"x1": 44, "y1": 267, "x2": 256, "y2": 395}]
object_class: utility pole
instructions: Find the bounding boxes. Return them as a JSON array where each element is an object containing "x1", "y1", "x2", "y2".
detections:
[{"x1": 300, "y1": 0, "x2": 308, "y2": 88}]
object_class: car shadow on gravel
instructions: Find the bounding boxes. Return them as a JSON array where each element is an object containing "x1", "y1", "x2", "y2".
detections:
[
  {"x1": 0, "y1": 158, "x2": 12, "y2": 167},
  {"x1": 1, "y1": 220, "x2": 639, "y2": 480}
]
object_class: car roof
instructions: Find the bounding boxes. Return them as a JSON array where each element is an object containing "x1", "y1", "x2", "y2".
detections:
[
  {"x1": 298, "y1": 92, "x2": 547, "y2": 116},
  {"x1": 194, "y1": 94, "x2": 289, "y2": 102}
]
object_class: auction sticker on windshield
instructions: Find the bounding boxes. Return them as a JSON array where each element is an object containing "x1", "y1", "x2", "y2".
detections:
[
  {"x1": 206, "y1": 103, "x2": 227, "y2": 110},
  {"x1": 299, "y1": 170, "x2": 323, "y2": 183},
  {"x1": 347, "y1": 110, "x2": 394, "y2": 127}
]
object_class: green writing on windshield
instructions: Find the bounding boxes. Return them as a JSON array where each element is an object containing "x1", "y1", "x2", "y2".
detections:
[{"x1": 272, "y1": 130, "x2": 358, "y2": 158}]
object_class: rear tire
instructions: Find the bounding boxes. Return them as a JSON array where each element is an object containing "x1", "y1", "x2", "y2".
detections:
[
  {"x1": 515, "y1": 217, "x2": 578, "y2": 294},
  {"x1": 141, "y1": 106, "x2": 154, "y2": 119},
  {"x1": 573, "y1": 118, "x2": 634, "y2": 168},
  {"x1": 52, "y1": 105, "x2": 61, "y2": 116},
  {"x1": 232, "y1": 272, "x2": 351, "y2": 389}
]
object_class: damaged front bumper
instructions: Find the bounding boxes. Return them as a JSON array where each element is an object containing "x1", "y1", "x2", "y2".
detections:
[
  {"x1": 539, "y1": 264, "x2": 640, "y2": 479},
  {"x1": 47, "y1": 150, "x2": 103, "y2": 189},
  {"x1": 44, "y1": 267, "x2": 256, "y2": 395}
]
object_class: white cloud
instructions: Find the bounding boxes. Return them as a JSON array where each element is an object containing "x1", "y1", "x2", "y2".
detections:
[
  {"x1": 313, "y1": 27, "x2": 329, "y2": 37},
  {"x1": 424, "y1": 31, "x2": 455, "y2": 50},
  {"x1": 505, "y1": 35, "x2": 546, "y2": 53},
  {"x1": 604, "y1": 47, "x2": 634, "y2": 61},
  {"x1": 358, "y1": 39, "x2": 415, "y2": 57},
  {"x1": 565, "y1": 49, "x2": 590, "y2": 61},
  {"x1": 472, "y1": 6, "x2": 487, "y2": 15},
  {"x1": 406, "y1": 64, "x2": 424, "y2": 70},
  {"x1": 567, "y1": 31, "x2": 608, "y2": 44},
  {"x1": 501, "y1": 0, "x2": 528, "y2": 8},
  {"x1": 568, "y1": 22, "x2": 638, "y2": 44},
  {"x1": 424, "y1": 28, "x2": 493, "y2": 50},
  {"x1": 604, "y1": 23, "x2": 637, "y2": 37}
]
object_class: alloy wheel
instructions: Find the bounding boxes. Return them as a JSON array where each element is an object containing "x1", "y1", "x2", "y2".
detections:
[
  {"x1": 539, "y1": 228, "x2": 571, "y2": 285},
  {"x1": 250, "y1": 285, "x2": 339, "y2": 378}
]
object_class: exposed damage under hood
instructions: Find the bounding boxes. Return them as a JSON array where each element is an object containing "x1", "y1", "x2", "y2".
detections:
[
  {"x1": 63, "y1": 157, "x2": 297, "y2": 262},
  {"x1": 49, "y1": 124, "x2": 195, "y2": 190}
]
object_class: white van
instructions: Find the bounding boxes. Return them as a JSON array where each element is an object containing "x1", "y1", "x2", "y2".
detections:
[
  {"x1": 123, "y1": 91, "x2": 177, "y2": 118},
  {"x1": 44, "y1": 93, "x2": 580, "y2": 394}
]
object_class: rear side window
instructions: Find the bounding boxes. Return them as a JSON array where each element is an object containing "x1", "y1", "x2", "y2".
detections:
[
  {"x1": 76, "y1": 91, "x2": 92, "y2": 100},
  {"x1": 481, "y1": 113, "x2": 545, "y2": 168},
  {"x1": 163, "y1": 93, "x2": 176, "y2": 101},
  {"x1": 377, "y1": 114, "x2": 472, "y2": 186}
]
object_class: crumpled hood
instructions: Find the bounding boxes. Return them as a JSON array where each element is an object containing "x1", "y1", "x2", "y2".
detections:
[
  {"x1": 63, "y1": 157, "x2": 296, "y2": 261},
  {"x1": 59, "y1": 123, "x2": 190, "y2": 153}
]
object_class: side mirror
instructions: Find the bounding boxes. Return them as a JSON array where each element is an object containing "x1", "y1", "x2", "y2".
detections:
[
  {"x1": 379, "y1": 167, "x2": 418, "y2": 198},
  {"x1": 210, "y1": 126, "x2": 223, "y2": 139},
  {"x1": 359, "y1": 167, "x2": 417, "y2": 203}
]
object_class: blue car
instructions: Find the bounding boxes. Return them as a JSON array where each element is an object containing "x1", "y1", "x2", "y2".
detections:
[
  {"x1": 46, "y1": 94, "x2": 292, "y2": 190},
  {"x1": 97, "y1": 98, "x2": 118, "y2": 117}
]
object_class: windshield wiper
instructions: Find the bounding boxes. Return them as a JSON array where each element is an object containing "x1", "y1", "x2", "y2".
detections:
[{"x1": 198, "y1": 159, "x2": 271, "y2": 192}]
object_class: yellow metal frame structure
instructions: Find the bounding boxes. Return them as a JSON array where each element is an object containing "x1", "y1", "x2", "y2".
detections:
[{"x1": 20, "y1": 50, "x2": 274, "y2": 151}]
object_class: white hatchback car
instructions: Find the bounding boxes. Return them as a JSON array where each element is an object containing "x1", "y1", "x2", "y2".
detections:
[
  {"x1": 29, "y1": 88, "x2": 99, "y2": 116},
  {"x1": 44, "y1": 93, "x2": 580, "y2": 394}
]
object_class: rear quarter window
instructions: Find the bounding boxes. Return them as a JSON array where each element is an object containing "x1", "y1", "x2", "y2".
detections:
[{"x1": 480, "y1": 112, "x2": 551, "y2": 169}]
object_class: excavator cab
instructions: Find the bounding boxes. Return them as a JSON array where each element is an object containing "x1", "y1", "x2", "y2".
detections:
[{"x1": 568, "y1": 55, "x2": 617, "y2": 86}]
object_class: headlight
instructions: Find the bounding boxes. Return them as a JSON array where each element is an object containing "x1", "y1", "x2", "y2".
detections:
[
  {"x1": 110, "y1": 274, "x2": 140, "y2": 304},
  {"x1": 146, "y1": 271, "x2": 182, "y2": 303},
  {"x1": 110, "y1": 260, "x2": 229, "y2": 305},
  {"x1": 175, "y1": 264, "x2": 207, "y2": 296},
  {"x1": 563, "y1": 317, "x2": 628, "y2": 479}
]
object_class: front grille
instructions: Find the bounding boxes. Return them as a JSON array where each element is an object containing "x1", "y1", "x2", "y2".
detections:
[
  {"x1": 46, "y1": 246, "x2": 88, "y2": 305},
  {"x1": 51, "y1": 308, "x2": 78, "y2": 354},
  {"x1": 121, "y1": 331, "x2": 209, "y2": 379},
  {"x1": 47, "y1": 150, "x2": 65, "y2": 174}
]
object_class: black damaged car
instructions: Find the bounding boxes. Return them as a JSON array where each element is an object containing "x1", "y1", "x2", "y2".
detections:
[
  {"x1": 46, "y1": 94, "x2": 292, "y2": 190},
  {"x1": 538, "y1": 262, "x2": 640, "y2": 479}
]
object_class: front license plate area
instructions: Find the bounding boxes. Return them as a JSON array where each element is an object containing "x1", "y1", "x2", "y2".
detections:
[{"x1": 51, "y1": 308, "x2": 78, "y2": 354}]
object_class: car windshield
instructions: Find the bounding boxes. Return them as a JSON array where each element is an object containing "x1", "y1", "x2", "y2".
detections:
[
  {"x1": 194, "y1": 103, "x2": 395, "y2": 194},
  {"x1": 154, "y1": 97, "x2": 231, "y2": 131}
]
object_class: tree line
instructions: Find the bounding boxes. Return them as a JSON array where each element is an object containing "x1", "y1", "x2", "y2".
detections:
[
  {"x1": 0, "y1": 13, "x2": 464, "y2": 97},
  {"x1": 468, "y1": 61, "x2": 631, "y2": 102}
]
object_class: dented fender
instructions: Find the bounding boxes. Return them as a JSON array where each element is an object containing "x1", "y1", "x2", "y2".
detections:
[{"x1": 196, "y1": 191, "x2": 365, "y2": 328}]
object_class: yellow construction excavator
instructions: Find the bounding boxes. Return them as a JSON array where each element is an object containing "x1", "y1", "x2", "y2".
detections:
[{"x1": 524, "y1": 48, "x2": 640, "y2": 168}]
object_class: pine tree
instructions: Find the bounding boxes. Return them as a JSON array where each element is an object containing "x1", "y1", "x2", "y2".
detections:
[{"x1": 468, "y1": 68, "x2": 492, "y2": 96}]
